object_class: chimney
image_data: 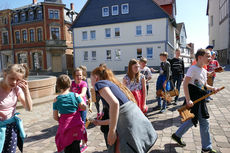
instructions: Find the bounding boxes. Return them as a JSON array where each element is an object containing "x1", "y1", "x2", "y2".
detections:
[
  {"x1": 70, "y1": 3, "x2": 74, "y2": 10},
  {"x1": 33, "y1": 0, "x2": 37, "y2": 4}
]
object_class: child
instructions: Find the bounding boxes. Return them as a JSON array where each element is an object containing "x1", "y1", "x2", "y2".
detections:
[
  {"x1": 139, "y1": 57, "x2": 152, "y2": 95},
  {"x1": 70, "y1": 68, "x2": 88, "y2": 151},
  {"x1": 156, "y1": 52, "x2": 171, "y2": 113},
  {"x1": 170, "y1": 49, "x2": 185, "y2": 104},
  {"x1": 123, "y1": 59, "x2": 148, "y2": 114},
  {"x1": 53, "y1": 74, "x2": 87, "y2": 153},
  {"x1": 171, "y1": 49, "x2": 221, "y2": 153},
  {"x1": 0, "y1": 64, "x2": 32, "y2": 152}
]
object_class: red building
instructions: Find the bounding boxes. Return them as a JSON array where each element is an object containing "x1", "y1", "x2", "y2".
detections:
[{"x1": 0, "y1": 0, "x2": 76, "y2": 73}]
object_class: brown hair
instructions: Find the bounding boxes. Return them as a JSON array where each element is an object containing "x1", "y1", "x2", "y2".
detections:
[
  {"x1": 79, "y1": 65, "x2": 87, "y2": 80},
  {"x1": 139, "y1": 57, "x2": 147, "y2": 64},
  {"x1": 127, "y1": 59, "x2": 140, "y2": 83},
  {"x1": 160, "y1": 52, "x2": 168, "y2": 58},
  {"x1": 195, "y1": 49, "x2": 207, "y2": 61},
  {"x1": 72, "y1": 67, "x2": 82, "y2": 78},
  {"x1": 4, "y1": 64, "x2": 29, "y2": 79},
  {"x1": 175, "y1": 48, "x2": 180, "y2": 52},
  {"x1": 56, "y1": 74, "x2": 71, "y2": 91},
  {"x1": 91, "y1": 66, "x2": 137, "y2": 104}
]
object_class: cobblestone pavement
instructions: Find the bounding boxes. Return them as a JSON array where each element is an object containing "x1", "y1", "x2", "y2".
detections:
[{"x1": 16, "y1": 69, "x2": 230, "y2": 153}]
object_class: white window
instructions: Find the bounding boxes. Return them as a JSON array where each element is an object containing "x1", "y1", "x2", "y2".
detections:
[
  {"x1": 102, "y1": 7, "x2": 109, "y2": 17},
  {"x1": 105, "y1": 28, "x2": 111, "y2": 38},
  {"x1": 137, "y1": 48, "x2": 142, "y2": 59},
  {"x1": 147, "y1": 48, "x2": 153, "y2": 59},
  {"x1": 2, "y1": 32, "x2": 9, "y2": 45},
  {"x1": 82, "y1": 31, "x2": 87, "y2": 40},
  {"x1": 90, "y1": 30, "x2": 96, "y2": 40},
  {"x1": 121, "y1": 3, "x2": 129, "y2": 14},
  {"x1": 112, "y1": 5, "x2": 119, "y2": 15},
  {"x1": 51, "y1": 27, "x2": 60, "y2": 40},
  {"x1": 84, "y1": 51, "x2": 88, "y2": 61},
  {"x1": 146, "y1": 25, "x2": 152, "y2": 34},
  {"x1": 17, "y1": 53, "x2": 27, "y2": 64},
  {"x1": 115, "y1": 49, "x2": 121, "y2": 60},
  {"x1": 92, "y1": 51, "x2": 96, "y2": 60},
  {"x1": 106, "y1": 50, "x2": 112, "y2": 60},
  {"x1": 115, "y1": 28, "x2": 120, "y2": 37},
  {"x1": 136, "y1": 26, "x2": 142, "y2": 35}
]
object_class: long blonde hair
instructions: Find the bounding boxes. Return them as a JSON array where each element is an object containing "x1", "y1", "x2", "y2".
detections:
[
  {"x1": 91, "y1": 66, "x2": 137, "y2": 104},
  {"x1": 127, "y1": 59, "x2": 140, "y2": 83},
  {"x1": 3, "y1": 64, "x2": 29, "y2": 79}
]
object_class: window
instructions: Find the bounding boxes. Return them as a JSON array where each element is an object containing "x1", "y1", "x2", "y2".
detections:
[
  {"x1": 29, "y1": 11, "x2": 34, "y2": 20},
  {"x1": 49, "y1": 10, "x2": 54, "y2": 19},
  {"x1": 105, "y1": 28, "x2": 111, "y2": 38},
  {"x1": 90, "y1": 31, "x2": 96, "y2": 40},
  {"x1": 210, "y1": 15, "x2": 213, "y2": 26},
  {"x1": 37, "y1": 10, "x2": 42, "y2": 19},
  {"x1": 115, "y1": 28, "x2": 120, "y2": 37},
  {"x1": 21, "y1": 13, "x2": 26, "y2": 22},
  {"x1": 146, "y1": 25, "x2": 152, "y2": 34},
  {"x1": 32, "y1": 52, "x2": 42, "y2": 70},
  {"x1": 115, "y1": 49, "x2": 121, "y2": 60},
  {"x1": 15, "y1": 31, "x2": 20, "y2": 44},
  {"x1": 14, "y1": 14, "x2": 18, "y2": 23},
  {"x1": 54, "y1": 10, "x2": 59, "y2": 19},
  {"x1": 212, "y1": 40, "x2": 215, "y2": 47},
  {"x1": 82, "y1": 31, "x2": 87, "y2": 40},
  {"x1": 102, "y1": 7, "x2": 109, "y2": 17},
  {"x1": 219, "y1": 0, "x2": 228, "y2": 22},
  {"x1": 51, "y1": 27, "x2": 60, "y2": 40},
  {"x1": 136, "y1": 26, "x2": 142, "y2": 35},
  {"x1": 17, "y1": 53, "x2": 27, "y2": 64},
  {"x1": 106, "y1": 50, "x2": 112, "y2": 60},
  {"x1": 29, "y1": 29, "x2": 35, "y2": 42},
  {"x1": 2, "y1": 32, "x2": 9, "y2": 45},
  {"x1": 4, "y1": 17, "x2": 7, "y2": 24},
  {"x1": 92, "y1": 51, "x2": 96, "y2": 60},
  {"x1": 84, "y1": 51, "x2": 88, "y2": 61},
  {"x1": 37, "y1": 28, "x2": 43, "y2": 41},
  {"x1": 137, "y1": 48, "x2": 142, "y2": 59},
  {"x1": 121, "y1": 4, "x2": 129, "y2": 14},
  {"x1": 147, "y1": 48, "x2": 153, "y2": 59},
  {"x1": 112, "y1": 5, "x2": 119, "y2": 15},
  {"x1": 22, "y1": 30, "x2": 27, "y2": 43}
]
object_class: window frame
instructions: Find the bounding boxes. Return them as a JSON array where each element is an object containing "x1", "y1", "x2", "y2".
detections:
[
  {"x1": 102, "y1": 7, "x2": 109, "y2": 17},
  {"x1": 112, "y1": 5, "x2": 119, "y2": 16},
  {"x1": 146, "y1": 24, "x2": 153, "y2": 35},
  {"x1": 2, "y1": 31, "x2": 9, "y2": 45},
  {"x1": 90, "y1": 30, "x2": 96, "y2": 40},
  {"x1": 82, "y1": 31, "x2": 88, "y2": 40},
  {"x1": 121, "y1": 3, "x2": 129, "y2": 14},
  {"x1": 15, "y1": 31, "x2": 20, "y2": 44},
  {"x1": 105, "y1": 28, "x2": 111, "y2": 38},
  {"x1": 21, "y1": 12, "x2": 26, "y2": 22},
  {"x1": 22, "y1": 29, "x2": 27, "y2": 43},
  {"x1": 91, "y1": 51, "x2": 96, "y2": 61},
  {"x1": 29, "y1": 28, "x2": 35, "y2": 42},
  {"x1": 137, "y1": 48, "x2": 142, "y2": 59},
  {"x1": 106, "y1": 50, "x2": 112, "y2": 60},
  {"x1": 50, "y1": 26, "x2": 60, "y2": 40},
  {"x1": 37, "y1": 27, "x2": 43, "y2": 42},
  {"x1": 114, "y1": 49, "x2": 121, "y2": 60},
  {"x1": 146, "y1": 47, "x2": 153, "y2": 59},
  {"x1": 83, "y1": 51, "x2": 89, "y2": 61},
  {"x1": 114, "y1": 28, "x2": 120, "y2": 37},
  {"x1": 136, "y1": 26, "x2": 142, "y2": 36}
]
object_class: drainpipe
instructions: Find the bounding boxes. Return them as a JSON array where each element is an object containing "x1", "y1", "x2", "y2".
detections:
[
  {"x1": 228, "y1": 0, "x2": 230, "y2": 64},
  {"x1": 72, "y1": 29, "x2": 76, "y2": 68},
  {"x1": 165, "y1": 18, "x2": 169, "y2": 52}
]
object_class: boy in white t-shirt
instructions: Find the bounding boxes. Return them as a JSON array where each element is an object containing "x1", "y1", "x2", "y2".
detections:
[{"x1": 171, "y1": 49, "x2": 221, "y2": 153}]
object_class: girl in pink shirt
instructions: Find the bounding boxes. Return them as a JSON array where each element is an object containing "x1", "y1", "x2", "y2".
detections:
[{"x1": 0, "y1": 64, "x2": 32, "y2": 152}]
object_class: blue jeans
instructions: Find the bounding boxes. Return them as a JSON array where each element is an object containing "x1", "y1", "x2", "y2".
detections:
[
  {"x1": 80, "y1": 111, "x2": 87, "y2": 124},
  {"x1": 172, "y1": 75, "x2": 183, "y2": 101},
  {"x1": 156, "y1": 75, "x2": 171, "y2": 109},
  {"x1": 175, "y1": 106, "x2": 212, "y2": 150}
]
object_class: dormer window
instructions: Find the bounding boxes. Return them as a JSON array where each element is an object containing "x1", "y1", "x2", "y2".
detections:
[
  {"x1": 14, "y1": 14, "x2": 19, "y2": 23},
  {"x1": 29, "y1": 11, "x2": 34, "y2": 20},
  {"x1": 102, "y1": 7, "x2": 109, "y2": 17},
  {"x1": 37, "y1": 10, "x2": 42, "y2": 19},
  {"x1": 121, "y1": 3, "x2": 129, "y2": 14},
  {"x1": 112, "y1": 5, "x2": 119, "y2": 15},
  {"x1": 21, "y1": 13, "x2": 26, "y2": 22}
]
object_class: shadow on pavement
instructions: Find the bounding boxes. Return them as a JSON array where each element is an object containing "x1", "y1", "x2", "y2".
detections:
[
  {"x1": 149, "y1": 143, "x2": 180, "y2": 153},
  {"x1": 150, "y1": 116, "x2": 181, "y2": 131},
  {"x1": 25, "y1": 125, "x2": 58, "y2": 143}
]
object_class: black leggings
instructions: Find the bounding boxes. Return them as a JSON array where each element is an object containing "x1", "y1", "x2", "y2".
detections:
[{"x1": 64, "y1": 140, "x2": 80, "y2": 153}]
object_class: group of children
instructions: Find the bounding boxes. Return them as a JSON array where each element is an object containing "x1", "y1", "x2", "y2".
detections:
[{"x1": 0, "y1": 47, "x2": 222, "y2": 153}]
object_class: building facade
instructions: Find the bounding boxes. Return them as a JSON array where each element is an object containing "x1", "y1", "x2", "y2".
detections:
[
  {"x1": 207, "y1": 0, "x2": 229, "y2": 65},
  {"x1": 72, "y1": 0, "x2": 177, "y2": 72},
  {"x1": 0, "y1": 0, "x2": 76, "y2": 73}
]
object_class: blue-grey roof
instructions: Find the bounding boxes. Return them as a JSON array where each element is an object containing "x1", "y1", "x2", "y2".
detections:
[{"x1": 72, "y1": 0, "x2": 170, "y2": 28}]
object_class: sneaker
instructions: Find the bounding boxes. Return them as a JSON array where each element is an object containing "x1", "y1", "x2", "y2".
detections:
[
  {"x1": 160, "y1": 108, "x2": 166, "y2": 113},
  {"x1": 80, "y1": 145, "x2": 88, "y2": 153},
  {"x1": 201, "y1": 148, "x2": 217, "y2": 153},
  {"x1": 173, "y1": 100, "x2": 178, "y2": 105},
  {"x1": 171, "y1": 133, "x2": 186, "y2": 147}
]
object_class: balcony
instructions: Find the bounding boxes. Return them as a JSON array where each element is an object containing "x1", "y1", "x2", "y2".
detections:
[{"x1": 45, "y1": 40, "x2": 67, "y2": 47}]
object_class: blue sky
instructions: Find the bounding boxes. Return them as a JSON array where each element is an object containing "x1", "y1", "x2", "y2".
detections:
[{"x1": 0, "y1": 0, "x2": 208, "y2": 51}]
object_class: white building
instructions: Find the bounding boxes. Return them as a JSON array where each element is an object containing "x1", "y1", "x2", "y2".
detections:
[
  {"x1": 72, "y1": 0, "x2": 177, "y2": 71},
  {"x1": 207, "y1": 0, "x2": 229, "y2": 65}
]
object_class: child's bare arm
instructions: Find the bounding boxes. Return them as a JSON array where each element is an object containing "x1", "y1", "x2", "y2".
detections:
[
  {"x1": 53, "y1": 110, "x2": 59, "y2": 121},
  {"x1": 79, "y1": 102, "x2": 87, "y2": 111}
]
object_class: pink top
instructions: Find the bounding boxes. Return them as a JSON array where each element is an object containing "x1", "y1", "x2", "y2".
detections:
[
  {"x1": 207, "y1": 60, "x2": 219, "y2": 77},
  {"x1": 70, "y1": 80, "x2": 87, "y2": 111},
  {"x1": 0, "y1": 86, "x2": 23, "y2": 121}
]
